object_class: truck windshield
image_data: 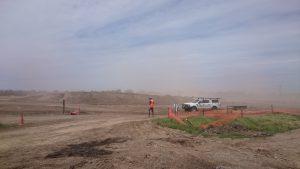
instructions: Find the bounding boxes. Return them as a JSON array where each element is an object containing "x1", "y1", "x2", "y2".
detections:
[
  {"x1": 203, "y1": 100, "x2": 210, "y2": 103},
  {"x1": 212, "y1": 100, "x2": 219, "y2": 103},
  {"x1": 193, "y1": 99, "x2": 200, "y2": 103}
]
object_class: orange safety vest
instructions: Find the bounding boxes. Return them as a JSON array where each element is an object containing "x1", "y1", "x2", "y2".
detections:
[{"x1": 149, "y1": 99, "x2": 154, "y2": 108}]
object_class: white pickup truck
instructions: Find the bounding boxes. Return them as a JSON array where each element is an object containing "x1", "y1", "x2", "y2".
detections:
[{"x1": 182, "y1": 97, "x2": 221, "y2": 111}]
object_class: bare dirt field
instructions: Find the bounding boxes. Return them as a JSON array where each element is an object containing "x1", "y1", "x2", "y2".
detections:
[{"x1": 1, "y1": 93, "x2": 300, "y2": 169}]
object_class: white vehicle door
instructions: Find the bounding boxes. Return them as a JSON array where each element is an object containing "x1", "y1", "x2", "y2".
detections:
[
  {"x1": 202, "y1": 99, "x2": 211, "y2": 109},
  {"x1": 197, "y1": 100, "x2": 204, "y2": 108}
]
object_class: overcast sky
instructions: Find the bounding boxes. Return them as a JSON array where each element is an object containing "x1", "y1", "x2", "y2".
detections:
[{"x1": 0, "y1": 0, "x2": 299, "y2": 95}]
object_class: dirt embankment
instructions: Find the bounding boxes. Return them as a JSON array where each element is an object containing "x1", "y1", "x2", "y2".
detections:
[{"x1": 0, "y1": 90, "x2": 190, "y2": 105}]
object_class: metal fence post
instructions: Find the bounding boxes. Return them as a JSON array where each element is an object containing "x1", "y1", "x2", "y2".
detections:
[{"x1": 271, "y1": 104, "x2": 274, "y2": 114}]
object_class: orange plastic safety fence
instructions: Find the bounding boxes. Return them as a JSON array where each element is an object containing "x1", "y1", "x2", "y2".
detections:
[{"x1": 167, "y1": 107, "x2": 185, "y2": 124}]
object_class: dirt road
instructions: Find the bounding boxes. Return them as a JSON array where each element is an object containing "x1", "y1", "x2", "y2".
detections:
[
  {"x1": 0, "y1": 100, "x2": 300, "y2": 169},
  {"x1": 1, "y1": 113, "x2": 300, "y2": 169}
]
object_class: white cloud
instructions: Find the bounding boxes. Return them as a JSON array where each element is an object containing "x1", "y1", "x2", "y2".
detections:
[{"x1": 0, "y1": 0, "x2": 299, "y2": 94}]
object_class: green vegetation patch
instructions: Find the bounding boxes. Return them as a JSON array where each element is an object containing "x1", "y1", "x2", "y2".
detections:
[
  {"x1": 0, "y1": 123, "x2": 17, "y2": 131},
  {"x1": 231, "y1": 114, "x2": 300, "y2": 135},
  {"x1": 154, "y1": 114, "x2": 300, "y2": 139},
  {"x1": 153, "y1": 116, "x2": 216, "y2": 135},
  {"x1": 187, "y1": 116, "x2": 216, "y2": 127},
  {"x1": 0, "y1": 123, "x2": 11, "y2": 129}
]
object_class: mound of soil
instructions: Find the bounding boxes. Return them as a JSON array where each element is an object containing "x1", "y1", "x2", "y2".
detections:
[{"x1": 2, "y1": 90, "x2": 190, "y2": 105}]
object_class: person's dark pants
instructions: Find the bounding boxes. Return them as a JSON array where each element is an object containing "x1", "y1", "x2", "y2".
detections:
[{"x1": 149, "y1": 107, "x2": 154, "y2": 117}]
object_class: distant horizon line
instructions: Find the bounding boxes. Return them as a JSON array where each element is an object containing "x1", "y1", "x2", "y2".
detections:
[{"x1": 0, "y1": 89, "x2": 299, "y2": 96}]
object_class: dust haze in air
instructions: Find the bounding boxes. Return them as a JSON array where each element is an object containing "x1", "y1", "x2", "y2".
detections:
[{"x1": 0, "y1": 0, "x2": 300, "y2": 102}]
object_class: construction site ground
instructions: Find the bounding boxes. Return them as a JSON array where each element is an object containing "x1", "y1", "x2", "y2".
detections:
[{"x1": 1, "y1": 100, "x2": 300, "y2": 169}]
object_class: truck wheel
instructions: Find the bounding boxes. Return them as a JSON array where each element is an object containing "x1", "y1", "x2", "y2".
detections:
[
  {"x1": 191, "y1": 106, "x2": 197, "y2": 111},
  {"x1": 212, "y1": 106, "x2": 218, "y2": 110}
]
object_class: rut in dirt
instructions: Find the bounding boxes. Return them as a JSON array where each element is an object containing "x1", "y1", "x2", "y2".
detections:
[{"x1": 45, "y1": 137, "x2": 128, "y2": 158}]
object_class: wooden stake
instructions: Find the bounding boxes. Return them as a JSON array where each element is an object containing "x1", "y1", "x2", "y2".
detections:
[
  {"x1": 19, "y1": 112, "x2": 24, "y2": 125},
  {"x1": 226, "y1": 106, "x2": 228, "y2": 114},
  {"x1": 62, "y1": 99, "x2": 65, "y2": 114}
]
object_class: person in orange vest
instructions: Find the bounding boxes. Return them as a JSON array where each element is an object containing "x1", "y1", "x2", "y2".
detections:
[{"x1": 148, "y1": 97, "x2": 155, "y2": 117}]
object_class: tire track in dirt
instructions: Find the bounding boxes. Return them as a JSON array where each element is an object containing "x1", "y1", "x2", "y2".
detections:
[{"x1": 0, "y1": 114, "x2": 148, "y2": 153}]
